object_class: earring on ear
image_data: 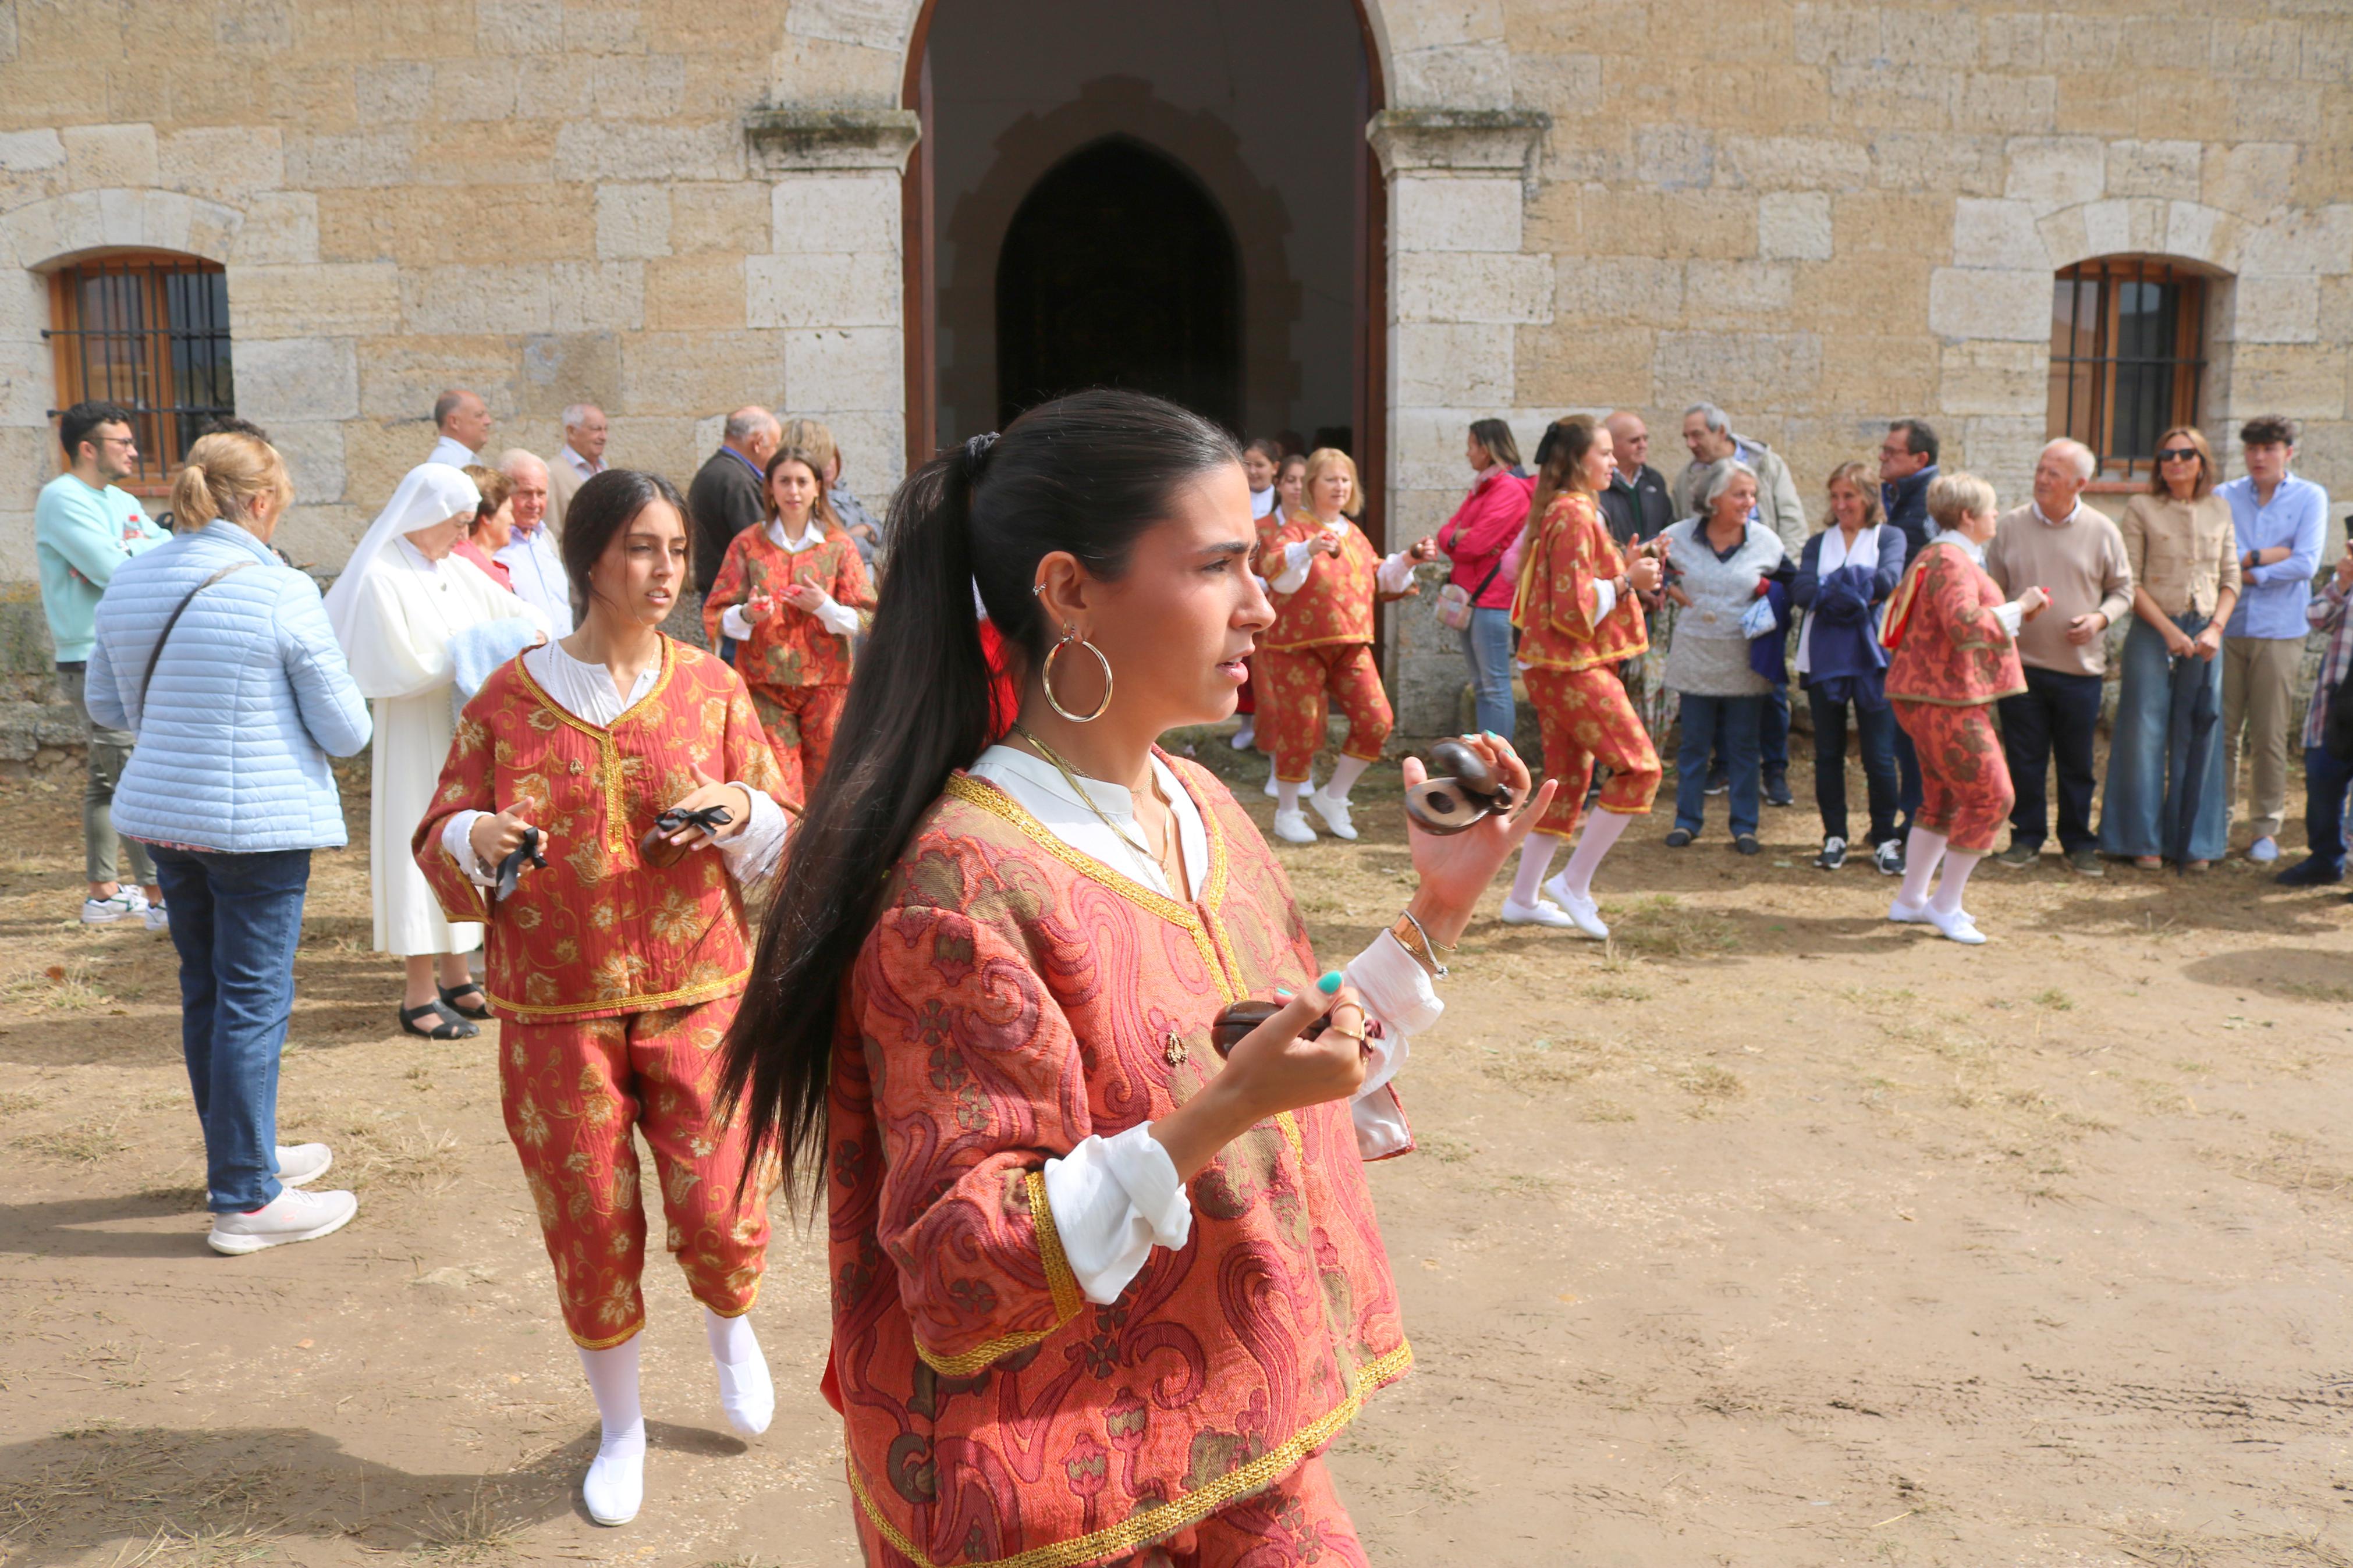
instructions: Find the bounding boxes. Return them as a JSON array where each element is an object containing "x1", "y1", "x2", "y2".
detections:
[{"x1": 1041, "y1": 620, "x2": 1113, "y2": 723}]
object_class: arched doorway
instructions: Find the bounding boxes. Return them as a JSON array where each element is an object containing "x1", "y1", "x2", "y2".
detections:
[{"x1": 994, "y1": 138, "x2": 1242, "y2": 431}]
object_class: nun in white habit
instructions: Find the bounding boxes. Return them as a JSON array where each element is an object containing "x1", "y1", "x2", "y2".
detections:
[{"x1": 325, "y1": 463, "x2": 545, "y2": 1039}]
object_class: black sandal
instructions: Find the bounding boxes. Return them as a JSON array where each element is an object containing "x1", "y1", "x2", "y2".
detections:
[
  {"x1": 399, "y1": 1000, "x2": 478, "y2": 1040},
  {"x1": 438, "y1": 982, "x2": 492, "y2": 1021}
]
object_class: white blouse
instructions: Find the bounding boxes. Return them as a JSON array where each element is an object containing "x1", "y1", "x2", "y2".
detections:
[
  {"x1": 968, "y1": 744, "x2": 1438, "y2": 1307},
  {"x1": 717, "y1": 520, "x2": 863, "y2": 641},
  {"x1": 438, "y1": 640, "x2": 789, "y2": 889}
]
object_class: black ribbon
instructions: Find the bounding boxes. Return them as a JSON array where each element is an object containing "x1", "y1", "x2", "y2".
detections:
[{"x1": 494, "y1": 826, "x2": 546, "y2": 901}]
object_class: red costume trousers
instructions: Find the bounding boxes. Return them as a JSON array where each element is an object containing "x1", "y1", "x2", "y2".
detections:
[
  {"x1": 499, "y1": 993, "x2": 772, "y2": 1348},
  {"x1": 853, "y1": 1456, "x2": 1367, "y2": 1568},
  {"x1": 1893, "y1": 700, "x2": 2015, "y2": 854},
  {"x1": 748, "y1": 682, "x2": 846, "y2": 804},
  {"x1": 1257, "y1": 643, "x2": 1393, "y2": 783},
  {"x1": 1524, "y1": 664, "x2": 1662, "y2": 841}
]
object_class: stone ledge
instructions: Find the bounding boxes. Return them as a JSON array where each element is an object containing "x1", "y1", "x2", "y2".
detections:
[
  {"x1": 744, "y1": 108, "x2": 921, "y2": 175},
  {"x1": 1367, "y1": 109, "x2": 1552, "y2": 182}
]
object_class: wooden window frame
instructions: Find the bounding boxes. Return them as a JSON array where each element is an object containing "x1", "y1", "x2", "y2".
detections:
[
  {"x1": 2047, "y1": 255, "x2": 2210, "y2": 490},
  {"x1": 44, "y1": 249, "x2": 235, "y2": 498}
]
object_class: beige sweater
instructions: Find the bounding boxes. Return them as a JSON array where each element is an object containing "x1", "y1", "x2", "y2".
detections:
[{"x1": 1982, "y1": 501, "x2": 2135, "y2": 677}]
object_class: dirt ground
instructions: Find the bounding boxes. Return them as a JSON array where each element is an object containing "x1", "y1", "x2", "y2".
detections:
[{"x1": 3, "y1": 730, "x2": 2351, "y2": 1568}]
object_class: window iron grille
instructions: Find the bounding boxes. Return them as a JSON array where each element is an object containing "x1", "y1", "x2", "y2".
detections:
[
  {"x1": 2046, "y1": 256, "x2": 2208, "y2": 483},
  {"x1": 44, "y1": 253, "x2": 236, "y2": 493}
]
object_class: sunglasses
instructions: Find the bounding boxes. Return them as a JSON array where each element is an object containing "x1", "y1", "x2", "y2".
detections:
[{"x1": 2156, "y1": 447, "x2": 2201, "y2": 463}]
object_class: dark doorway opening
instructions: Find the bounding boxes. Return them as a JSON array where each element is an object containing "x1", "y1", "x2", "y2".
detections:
[{"x1": 994, "y1": 137, "x2": 1243, "y2": 431}]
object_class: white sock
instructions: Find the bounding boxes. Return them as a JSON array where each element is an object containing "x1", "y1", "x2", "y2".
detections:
[
  {"x1": 1324, "y1": 754, "x2": 1373, "y2": 803},
  {"x1": 1510, "y1": 837, "x2": 1559, "y2": 907},
  {"x1": 577, "y1": 1340, "x2": 645, "y2": 1525},
  {"x1": 1266, "y1": 759, "x2": 1282, "y2": 791},
  {"x1": 1930, "y1": 848, "x2": 1981, "y2": 915},
  {"x1": 704, "y1": 1307, "x2": 773, "y2": 1437},
  {"x1": 1897, "y1": 827, "x2": 1947, "y2": 908},
  {"x1": 1277, "y1": 779, "x2": 1303, "y2": 812},
  {"x1": 1556, "y1": 809, "x2": 1630, "y2": 902}
]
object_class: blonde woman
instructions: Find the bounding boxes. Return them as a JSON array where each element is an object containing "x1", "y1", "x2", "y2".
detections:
[
  {"x1": 1252, "y1": 449, "x2": 1432, "y2": 842},
  {"x1": 1791, "y1": 461, "x2": 1906, "y2": 870}
]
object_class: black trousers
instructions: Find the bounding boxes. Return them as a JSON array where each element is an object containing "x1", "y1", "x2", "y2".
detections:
[{"x1": 1996, "y1": 666, "x2": 2104, "y2": 852}]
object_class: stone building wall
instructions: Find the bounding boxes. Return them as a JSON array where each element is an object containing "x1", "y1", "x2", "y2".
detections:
[{"x1": 0, "y1": 1, "x2": 2347, "y2": 737}]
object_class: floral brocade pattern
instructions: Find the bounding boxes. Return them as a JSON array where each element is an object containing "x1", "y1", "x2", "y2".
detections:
[
  {"x1": 702, "y1": 524, "x2": 876, "y2": 689},
  {"x1": 1513, "y1": 492, "x2": 1648, "y2": 673},
  {"x1": 411, "y1": 637, "x2": 787, "y2": 1023},
  {"x1": 826, "y1": 756, "x2": 1411, "y2": 1568},
  {"x1": 1883, "y1": 539, "x2": 2028, "y2": 708},
  {"x1": 1255, "y1": 513, "x2": 1379, "y2": 650},
  {"x1": 1254, "y1": 645, "x2": 1393, "y2": 784}
]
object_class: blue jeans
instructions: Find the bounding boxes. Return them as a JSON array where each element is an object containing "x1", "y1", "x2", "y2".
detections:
[
  {"x1": 1676, "y1": 694, "x2": 1763, "y2": 837},
  {"x1": 150, "y1": 848, "x2": 313, "y2": 1213},
  {"x1": 2098, "y1": 615, "x2": 2227, "y2": 862},
  {"x1": 1709, "y1": 682, "x2": 1790, "y2": 780},
  {"x1": 1807, "y1": 685, "x2": 1900, "y2": 845},
  {"x1": 1459, "y1": 607, "x2": 1516, "y2": 738},
  {"x1": 2302, "y1": 745, "x2": 2353, "y2": 873}
]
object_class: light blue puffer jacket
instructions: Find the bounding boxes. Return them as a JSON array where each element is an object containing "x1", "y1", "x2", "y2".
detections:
[{"x1": 86, "y1": 520, "x2": 372, "y2": 853}]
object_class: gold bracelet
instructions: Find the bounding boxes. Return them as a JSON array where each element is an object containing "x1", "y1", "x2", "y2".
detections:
[{"x1": 1389, "y1": 909, "x2": 1450, "y2": 978}]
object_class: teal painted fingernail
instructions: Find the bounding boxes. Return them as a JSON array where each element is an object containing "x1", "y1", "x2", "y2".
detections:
[
  {"x1": 1273, "y1": 985, "x2": 1294, "y2": 998},
  {"x1": 1318, "y1": 970, "x2": 1343, "y2": 995}
]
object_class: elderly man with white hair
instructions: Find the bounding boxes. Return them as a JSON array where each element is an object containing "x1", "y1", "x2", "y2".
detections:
[
  {"x1": 545, "y1": 402, "x2": 608, "y2": 532},
  {"x1": 1981, "y1": 438, "x2": 2134, "y2": 874},
  {"x1": 494, "y1": 449, "x2": 573, "y2": 635}
]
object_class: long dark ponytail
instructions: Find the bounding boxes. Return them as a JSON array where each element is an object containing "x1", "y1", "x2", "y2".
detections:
[{"x1": 721, "y1": 389, "x2": 1241, "y2": 1200}]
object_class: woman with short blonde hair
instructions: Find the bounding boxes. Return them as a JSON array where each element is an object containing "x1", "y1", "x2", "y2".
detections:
[
  {"x1": 2098, "y1": 425, "x2": 2240, "y2": 867},
  {"x1": 1792, "y1": 460, "x2": 1904, "y2": 870}
]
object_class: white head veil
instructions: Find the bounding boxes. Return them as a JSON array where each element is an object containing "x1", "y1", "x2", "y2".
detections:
[{"x1": 323, "y1": 463, "x2": 482, "y2": 652}]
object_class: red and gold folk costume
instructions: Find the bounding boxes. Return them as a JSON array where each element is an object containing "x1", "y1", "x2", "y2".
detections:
[
  {"x1": 1252, "y1": 513, "x2": 1399, "y2": 783},
  {"x1": 1513, "y1": 492, "x2": 1662, "y2": 841},
  {"x1": 413, "y1": 638, "x2": 788, "y2": 1346},
  {"x1": 828, "y1": 757, "x2": 1410, "y2": 1568},
  {"x1": 701, "y1": 522, "x2": 875, "y2": 799},
  {"x1": 1883, "y1": 539, "x2": 2028, "y2": 855}
]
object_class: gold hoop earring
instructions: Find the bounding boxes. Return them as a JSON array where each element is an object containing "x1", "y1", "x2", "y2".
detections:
[{"x1": 1041, "y1": 625, "x2": 1113, "y2": 723}]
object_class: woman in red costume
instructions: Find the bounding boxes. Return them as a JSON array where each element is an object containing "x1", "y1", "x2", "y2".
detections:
[
  {"x1": 701, "y1": 445, "x2": 876, "y2": 800},
  {"x1": 414, "y1": 470, "x2": 792, "y2": 1527},
  {"x1": 723, "y1": 390, "x2": 1553, "y2": 1568}
]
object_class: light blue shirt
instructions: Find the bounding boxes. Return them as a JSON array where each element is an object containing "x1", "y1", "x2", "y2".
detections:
[
  {"x1": 2221, "y1": 471, "x2": 2329, "y2": 640},
  {"x1": 35, "y1": 472, "x2": 168, "y2": 663},
  {"x1": 494, "y1": 519, "x2": 574, "y2": 637}
]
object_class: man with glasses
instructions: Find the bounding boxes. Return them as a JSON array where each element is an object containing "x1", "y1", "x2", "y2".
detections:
[
  {"x1": 2220, "y1": 414, "x2": 2330, "y2": 863},
  {"x1": 36, "y1": 402, "x2": 170, "y2": 926}
]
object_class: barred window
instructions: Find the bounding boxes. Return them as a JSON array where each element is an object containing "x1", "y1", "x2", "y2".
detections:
[
  {"x1": 2046, "y1": 257, "x2": 2210, "y2": 483},
  {"x1": 45, "y1": 252, "x2": 235, "y2": 495}
]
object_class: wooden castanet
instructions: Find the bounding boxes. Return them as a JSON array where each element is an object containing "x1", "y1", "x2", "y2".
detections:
[
  {"x1": 1403, "y1": 738, "x2": 1517, "y2": 835},
  {"x1": 1208, "y1": 999, "x2": 1331, "y2": 1058}
]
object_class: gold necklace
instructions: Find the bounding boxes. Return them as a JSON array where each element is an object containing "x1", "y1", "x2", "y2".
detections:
[{"x1": 1012, "y1": 726, "x2": 1181, "y2": 891}]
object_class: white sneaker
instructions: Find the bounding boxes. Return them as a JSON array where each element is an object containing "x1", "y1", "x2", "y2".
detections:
[
  {"x1": 1924, "y1": 905, "x2": 1988, "y2": 945},
  {"x1": 583, "y1": 1421, "x2": 645, "y2": 1526},
  {"x1": 715, "y1": 1347, "x2": 775, "y2": 1437},
  {"x1": 1305, "y1": 789, "x2": 1357, "y2": 841},
  {"x1": 275, "y1": 1143, "x2": 332, "y2": 1188},
  {"x1": 1888, "y1": 895, "x2": 1932, "y2": 925},
  {"x1": 1229, "y1": 723, "x2": 1255, "y2": 750},
  {"x1": 1500, "y1": 895, "x2": 1578, "y2": 928},
  {"x1": 143, "y1": 903, "x2": 169, "y2": 932},
  {"x1": 80, "y1": 888, "x2": 148, "y2": 925},
  {"x1": 1271, "y1": 808, "x2": 1317, "y2": 845},
  {"x1": 1541, "y1": 873, "x2": 1610, "y2": 939},
  {"x1": 2249, "y1": 835, "x2": 2280, "y2": 864},
  {"x1": 207, "y1": 1186, "x2": 359, "y2": 1255}
]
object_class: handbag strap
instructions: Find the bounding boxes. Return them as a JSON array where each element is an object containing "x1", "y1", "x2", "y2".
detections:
[{"x1": 138, "y1": 561, "x2": 256, "y2": 716}]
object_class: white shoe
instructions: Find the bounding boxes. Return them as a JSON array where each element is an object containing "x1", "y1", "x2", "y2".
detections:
[
  {"x1": 1924, "y1": 905, "x2": 1988, "y2": 945},
  {"x1": 1540, "y1": 873, "x2": 1610, "y2": 939},
  {"x1": 1305, "y1": 790, "x2": 1357, "y2": 841},
  {"x1": 207, "y1": 1185, "x2": 358, "y2": 1255},
  {"x1": 583, "y1": 1421, "x2": 645, "y2": 1526},
  {"x1": 715, "y1": 1347, "x2": 775, "y2": 1437},
  {"x1": 2249, "y1": 835, "x2": 2280, "y2": 863},
  {"x1": 143, "y1": 903, "x2": 170, "y2": 932},
  {"x1": 1500, "y1": 895, "x2": 1578, "y2": 928},
  {"x1": 81, "y1": 888, "x2": 148, "y2": 925},
  {"x1": 1888, "y1": 895, "x2": 1932, "y2": 925},
  {"x1": 1230, "y1": 723, "x2": 1255, "y2": 750},
  {"x1": 275, "y1": 1143, "x2": 332, "y2": 1188},
  {"x1": 1271, "y1": 808, "x2": 1317, "y2": 845}
]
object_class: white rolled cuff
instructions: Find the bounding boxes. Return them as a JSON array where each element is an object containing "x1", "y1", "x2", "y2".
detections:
[
  {"x1": 716, "y1": 783, "x2": 789, "y2": 884},
  {"x1": 1994, "y1": 600, "x2": 2027, "y2": 637},
  {"x1": 1375, "y1": 550, "x2": 1416, "y2": 596},
  {"x1": 813, "y1": 595, "x2": 861, "y2": 637},
  {"x1": 1591, "y1": 578, "x2": 1619, "y2": 623},
  {"x1": 1272, "y1": 540, "x2": 1315, "y2": 595},
  {"x1": 1041, "y1": 1123, "x2": 1192, "y2": 1306},
  {"x1": 441, "y1": 811, "x2": 499, "y2": 891},
  {"x1": 719, "y1": 603, "x2": 755, "y2": 641}
]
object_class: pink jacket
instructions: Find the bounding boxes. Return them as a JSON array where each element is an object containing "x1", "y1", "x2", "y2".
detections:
[{"x1": 1439, "y1": 467, "x2": 1535, "y2": 610}]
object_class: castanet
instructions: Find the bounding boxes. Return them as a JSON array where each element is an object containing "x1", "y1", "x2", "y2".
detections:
[{"x1": 1403, "y1": 737, "x2": 1517, "y2": 836}]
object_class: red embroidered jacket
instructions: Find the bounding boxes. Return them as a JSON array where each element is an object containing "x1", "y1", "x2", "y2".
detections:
[
  {"x1": 1883, "y1": 538, "x2": 2028, "y2": 707},
  {"x1": 1254, "y1": 511, "x2": 1383, "y2": 650},
  {"x1": 827, "y1": 755, "x2": 1411, "y2": 1568},
  {"x1": 410, "y1": 638, "x2": 787, "y2": 1022},
  {"x1": 1513, "y1": 492, "x2": 1648, "y2": 672},
  {"x1": 701, "y1": 524, "x2": 876, "y2": 689}
]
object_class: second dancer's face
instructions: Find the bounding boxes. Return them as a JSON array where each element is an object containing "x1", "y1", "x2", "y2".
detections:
[{"x1": 590, "y1": 497, "x2": 690, "y2": 627}]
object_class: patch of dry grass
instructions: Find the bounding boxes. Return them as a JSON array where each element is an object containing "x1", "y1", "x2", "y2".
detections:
[
  {"x1": 13, "y1": 1117, "x2": 127, "y2": 1163},
  {"x1": 0, "y1": 958, "x2": 109, "y2": 1012},
  {"x1": 0, "y1": 1090, "x2": 40, "y2": 1115},
  {"x1": 1607, "y1": 895, "x2": 1735, "y2": 959}
]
